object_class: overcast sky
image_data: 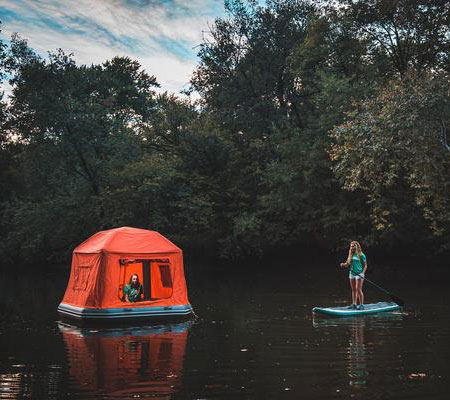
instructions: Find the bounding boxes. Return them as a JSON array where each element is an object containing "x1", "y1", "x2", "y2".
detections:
[{"x1": 0, "y1": 0, "x2": 227, "y2": 96}]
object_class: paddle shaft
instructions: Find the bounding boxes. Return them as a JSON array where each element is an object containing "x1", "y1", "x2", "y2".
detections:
[{"x1": 344, "y1": 268, "x2": 404, "y2": 306}]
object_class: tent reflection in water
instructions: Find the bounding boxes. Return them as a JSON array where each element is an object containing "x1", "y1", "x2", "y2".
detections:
[
  {"x1": 59, "y1": 322, "x2": 189, "y2": 398},
  {"x1": 58, "y1": 227, "x2": 193, "y2": 321}
]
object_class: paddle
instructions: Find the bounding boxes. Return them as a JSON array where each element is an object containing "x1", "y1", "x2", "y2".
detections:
[{"x1": 342, "y1": 268, "x2": 405, "y2": 307}]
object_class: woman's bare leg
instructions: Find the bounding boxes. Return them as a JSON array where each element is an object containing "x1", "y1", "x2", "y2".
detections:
[
  {"x1": 350, "y1": 278, "x2": 357, "y2": 305},
  {"x1": 356, "y1": 279, "x2": 364, "y2": 305}
]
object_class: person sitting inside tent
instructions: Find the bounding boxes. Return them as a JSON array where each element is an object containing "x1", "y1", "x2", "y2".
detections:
[{"x1": 123, "y1": 274, "x2": 143, "y2": 302}]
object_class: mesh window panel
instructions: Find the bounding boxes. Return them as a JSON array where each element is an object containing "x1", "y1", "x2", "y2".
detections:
[{"x1": 159, "y1": 265, "x2": 173, "y2": 288}]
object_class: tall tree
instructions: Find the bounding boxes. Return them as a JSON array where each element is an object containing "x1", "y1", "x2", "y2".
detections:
[
  {"x1": 332, "y1": 0, "x2": 450, "y2": 76},
  {"x1": 192, "y1": 0, "x2": 316, "y2": 138},
  {"x1": 330, "y1": 73, "x2": 450, "y2": 249},
  {"x1": 0, "y1": 35, "x2": 160, "y2": 263},
  {"x1": 190, "y1": 1, "x2": 376, "y2": 255}
]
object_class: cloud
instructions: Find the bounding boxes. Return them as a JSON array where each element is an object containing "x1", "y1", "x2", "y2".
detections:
[{"x1": 0, "y1": 0, "x2": 225, "y2": 95}]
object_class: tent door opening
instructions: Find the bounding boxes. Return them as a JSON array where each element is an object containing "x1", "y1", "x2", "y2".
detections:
[{"x1": 119, "y1": 258, "x2": 173, "y2": 302}]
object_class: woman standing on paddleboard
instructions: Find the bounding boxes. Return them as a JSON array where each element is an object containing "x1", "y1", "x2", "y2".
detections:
[{"x1": 340, "y1": 241, "x2": 367, "y2": 310}]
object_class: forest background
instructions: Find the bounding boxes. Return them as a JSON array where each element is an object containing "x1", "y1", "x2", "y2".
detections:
[{"x1": 1, "y1": 0, "x2": 449, "y2": 268}]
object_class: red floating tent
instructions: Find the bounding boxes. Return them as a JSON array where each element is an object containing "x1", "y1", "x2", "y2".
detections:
[{"x1": 58, "y1": 227, "x2": 193, "y2": 321}]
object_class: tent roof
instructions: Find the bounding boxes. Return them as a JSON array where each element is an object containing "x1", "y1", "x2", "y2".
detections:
[{"x1": 74, "y1": 227, "x2": 181, "y2": 254}]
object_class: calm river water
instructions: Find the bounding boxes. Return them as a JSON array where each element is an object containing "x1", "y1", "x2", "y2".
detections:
[{"x1": 1, "y1": 260, "x2": 449, "y2": 399}]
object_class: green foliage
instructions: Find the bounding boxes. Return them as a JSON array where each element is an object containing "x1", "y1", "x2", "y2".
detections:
[
  {"x1": 1, "y1": 1, "x2": 450, "y2": 265},
  {"x1": 189, "y1": 1, "x2": 380, "y2": 255},
  {"x1": 0, "y1": 35, "x2": 161, "y2": 262},
  {"x1": 331, "y1": 73, "x2": 450, "y2": 248},
  {"x1": 332, "y1": 0, "x2": 450, "y2": 76},
  {"x1": 192, "y1": 0, "x2": 316, "y2": 137}
]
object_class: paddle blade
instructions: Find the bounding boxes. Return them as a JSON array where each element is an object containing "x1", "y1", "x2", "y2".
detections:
[{"x1": 390, "y1": 294, "x2": 404, "y2": 307}]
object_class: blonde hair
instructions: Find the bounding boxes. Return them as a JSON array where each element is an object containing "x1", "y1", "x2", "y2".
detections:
[{"x1": 346, "y1": 240, "x2": 362, "y2": 265}]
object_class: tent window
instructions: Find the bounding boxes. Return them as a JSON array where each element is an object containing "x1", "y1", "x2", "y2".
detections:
[
  {"x1": 73, "y1": 265, "x2": 92, "y2": 291},
  {"x1": 159, "y1": 265, "x2": 172, "y2": 288},
  {"x1": 119, "y1": 259, "x2": 173, "y2": 301}
]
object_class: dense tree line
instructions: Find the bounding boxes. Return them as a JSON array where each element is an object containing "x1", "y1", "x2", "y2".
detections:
[{"x1": 1, "y1": 0, "x2": 449, "y2": 266}]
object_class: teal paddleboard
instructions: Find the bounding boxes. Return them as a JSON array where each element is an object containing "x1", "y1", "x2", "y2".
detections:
[{"x1": 312, "y1": 301, "x2": 400, "y2": 317}]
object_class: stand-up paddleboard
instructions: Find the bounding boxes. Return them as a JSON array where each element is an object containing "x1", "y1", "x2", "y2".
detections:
[{"x1": 312, "y1": 301, "x2": 400, "y2": 317}]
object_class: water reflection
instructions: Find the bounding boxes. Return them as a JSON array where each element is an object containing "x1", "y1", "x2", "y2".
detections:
[
  {"x1": 58, "y1": 321, "x2": 191, "y2": 399},
  {"x1": 347, "y1": 318, "x2": 367, "y2": 387},
  {"x1": 313, "y1": 313, "x2": 403, "y2": 389}
]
